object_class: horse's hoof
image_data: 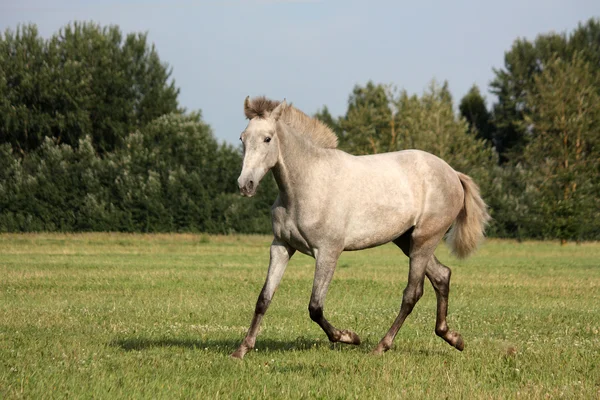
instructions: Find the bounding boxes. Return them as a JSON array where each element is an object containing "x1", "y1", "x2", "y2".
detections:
[
  {"x1": 445, "y1": 331, "x2": 464, "y2": 351},
  {"x1": 230, "y1": 349, "x2": 246, "y2": 359},
  {"x1": 370, "y1": 346, "x2": 385, "y2": 356},
  {"x1": 339, "y1": 330, "x2": 361, "y2": 345},
  {"x1": 454, "y1": 336, "x2": 465, "y2": 351}
]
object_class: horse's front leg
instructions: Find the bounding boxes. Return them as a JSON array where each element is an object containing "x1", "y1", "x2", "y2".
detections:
[
  {"x1": 308, "y1": 249, "x2": 361, "y2": 345},
  {"x1": 231, "y1": 239, "x2": 295, "y2": 359}
]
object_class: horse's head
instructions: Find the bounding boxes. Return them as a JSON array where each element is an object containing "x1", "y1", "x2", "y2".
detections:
[{"x1": 237, "y1": 97, "x2": 287, "y2": 197}]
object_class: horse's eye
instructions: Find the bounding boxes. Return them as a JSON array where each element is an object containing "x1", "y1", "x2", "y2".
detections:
[{"x1": 264, "y1": 137, "x2": 271, "y2": 143}]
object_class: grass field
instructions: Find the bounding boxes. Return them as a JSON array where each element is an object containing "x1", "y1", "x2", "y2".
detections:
[{"x1": 1, "y1": 233, "x2": 599, "y2": 399}]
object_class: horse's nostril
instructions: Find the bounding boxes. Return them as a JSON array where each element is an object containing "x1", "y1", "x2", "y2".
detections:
[{"x1": 248, "y1": 180, "x2": 254, "y2": 189}]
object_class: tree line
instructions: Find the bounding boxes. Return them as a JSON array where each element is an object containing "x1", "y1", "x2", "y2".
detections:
[{"x1": 1, "y1": 21, "x2": 598, "y2": 240}]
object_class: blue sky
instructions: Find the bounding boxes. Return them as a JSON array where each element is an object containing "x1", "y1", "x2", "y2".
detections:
[{"x1": 1, "y1": 0, "x2": 599, "y2": 144}]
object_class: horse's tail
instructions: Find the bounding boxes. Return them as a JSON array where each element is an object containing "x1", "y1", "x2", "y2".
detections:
[{"x1": 446, "y1": 172, "x2": 491, "y2": 259}]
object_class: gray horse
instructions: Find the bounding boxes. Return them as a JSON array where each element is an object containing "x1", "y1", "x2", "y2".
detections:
[{"x1": 232, "y1": 96, "x2": 490, "y2": 359}]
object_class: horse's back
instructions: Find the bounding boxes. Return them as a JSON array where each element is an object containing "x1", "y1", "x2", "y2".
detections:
[{"x1": 340, "y1": 149, "x2": 460, "y2": 196}]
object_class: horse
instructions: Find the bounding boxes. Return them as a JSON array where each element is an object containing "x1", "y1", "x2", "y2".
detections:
[{"x1": 231, "y1": 96, "x2": 490, "y2": 359}]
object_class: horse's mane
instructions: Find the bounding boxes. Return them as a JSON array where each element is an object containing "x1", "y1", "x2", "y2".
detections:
[{"x1": 244, "y1": 96, "x2": 338, "y2": 149}]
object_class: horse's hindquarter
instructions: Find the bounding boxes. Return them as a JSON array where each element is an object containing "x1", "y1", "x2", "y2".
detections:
[{"x1": 337, "y1": 150, "x2": 463, "y2": 251}]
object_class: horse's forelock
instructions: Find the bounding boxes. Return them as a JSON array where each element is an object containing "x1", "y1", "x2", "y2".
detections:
[{"x1": 244, "y1": 96, "x2": 281, "y2": 120}]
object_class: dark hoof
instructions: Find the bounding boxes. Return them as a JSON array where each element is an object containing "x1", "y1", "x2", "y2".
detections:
[
  {"x1": 371, "y1": 338, "x2": 392, "y2": 355},
  {"x1": 455, "y1": 336, "x2": 465, "y2": 351},
  {"x1": 371, "y1": 347, "x2": 385, "y2": 356},
  {"x1": 339, "y1": 330, "x2": 361, "y2": 345},
  {"x1": 442, "y1": 330, "x2": 464, "y2": 351},
  {"x1": 230, "y1": 348, "x2": 246, "y2": 359}
]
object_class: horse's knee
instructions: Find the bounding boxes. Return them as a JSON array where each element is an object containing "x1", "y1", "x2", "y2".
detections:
[
  {"x1": 402, "y1": 285, "x2": 423, "y2": 307},
  {"x1": 255, "y1": 295, "x2": 271, "y2": 315},
  {"x1": 308, "y1": 303, "x2": 323, "y2": 322}
]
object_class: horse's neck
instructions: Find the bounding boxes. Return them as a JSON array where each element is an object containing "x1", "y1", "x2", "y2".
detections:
[{"x1": 272, "y1": 125, "x2": 322, "y2": 205}]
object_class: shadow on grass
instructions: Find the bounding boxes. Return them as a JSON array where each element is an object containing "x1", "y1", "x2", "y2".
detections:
[
  {"x1": 110, "y1": 336, "x2": 333, "y2": 355},
  {"x1": 110, "y1": 336, "x2": 450, "y2": 356}
]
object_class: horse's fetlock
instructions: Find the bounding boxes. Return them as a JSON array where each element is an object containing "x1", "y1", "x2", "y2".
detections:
[
  {"x1": 308, "y1": 304, "x2": 323, "y2": 321},
  {"x1": 435, "y1": 324, "x2": 449, "y2": 337},
  {"x1": 379, "y1": 339, "x2": 392, "y2": 352},
  {"x1": 244, "y1": 337, "x2": 256, "y2": 349}
]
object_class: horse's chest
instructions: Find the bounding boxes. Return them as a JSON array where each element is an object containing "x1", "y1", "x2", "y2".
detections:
[{"x1": 271, "y1": 206, "x2": 315, "y2": 257}]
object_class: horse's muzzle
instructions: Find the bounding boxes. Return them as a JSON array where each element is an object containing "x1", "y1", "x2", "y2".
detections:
[{"x1": 238, "y1": 178, "x2": 257, "y2": 197}]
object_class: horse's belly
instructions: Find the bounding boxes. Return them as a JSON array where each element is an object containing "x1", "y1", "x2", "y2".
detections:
[{"x1": 343, "y1": 206, "x2": 416, "y2": 251}]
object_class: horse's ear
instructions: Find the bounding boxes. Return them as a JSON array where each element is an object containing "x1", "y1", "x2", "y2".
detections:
[
  {"x1": 243, "y1": 96, "x2": 252, "y2": 119},
  {"x1": 270, "y1": 99, "x2": 287, "y2": 122}
]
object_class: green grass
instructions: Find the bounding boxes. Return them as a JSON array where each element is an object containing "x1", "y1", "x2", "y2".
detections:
[{"x1": 1, "y1": 233, "x2": 599, "y2": 399}]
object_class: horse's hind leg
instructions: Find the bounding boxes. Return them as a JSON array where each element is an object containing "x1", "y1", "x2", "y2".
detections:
[
  {"x1": 308, "y1": 249, "x2": 361, "y2": 345},
  {"x1": 380, "y1": 234, "x2": 463, "y2": 353},
  {"x1": 372, "y1": 231, "x2": 442, "y2": 355},
  {"x1": 426, "y1": 255, "x2": 464, "y2": 351},
  {"x1": 372, "y1": 247, "x2": 429, "y2": 354}
]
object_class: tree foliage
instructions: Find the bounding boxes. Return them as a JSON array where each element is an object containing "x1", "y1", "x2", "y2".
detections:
[
  {"x1": 337, "y1": 81, "x2": 394, "y2": 154},
  {"x1": 0, "y1": 113, "x2": 278, "y2": 233},
  {"x1": 490, "y1": 18, "x2": 600, "y2": 162},
  {"x1": 518, "y1": 54, "x2": 600, "y2": 240},
  {"x1": 459, "y1": 85, "x2": 494, "y2": 143},
  {"x1": 0, "y1": 22, "x2": 180, "y2": 154}
]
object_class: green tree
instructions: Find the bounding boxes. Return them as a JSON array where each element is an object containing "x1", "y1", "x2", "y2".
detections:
[
  {"x1": 0, "y1": 22, "x2": 180, "y2": 154},
  {"x1": 459, "y1": 85, "x2": 494, "y2": 143},
  {"x1": 520, "y1": 53, "x2": 600, "y2": 241},
  {"x1": 338, "y1": 81, "x2": 394, "y2": 154},
  {"x1": 107, "y1": 112, "x2": 240, "y2": 232},
  {"x1": 0, "y1": 25, "x2": 53, "y2": 154},
  {"x1": 0, "y1": 112, "x2": 252, "y2": 234},
  {"x1": 490, "y1": 18, "x2": 600, "y2": 162},
  {"x1": 0, "y1": 136, "x2": 110, "y2": 232}
]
